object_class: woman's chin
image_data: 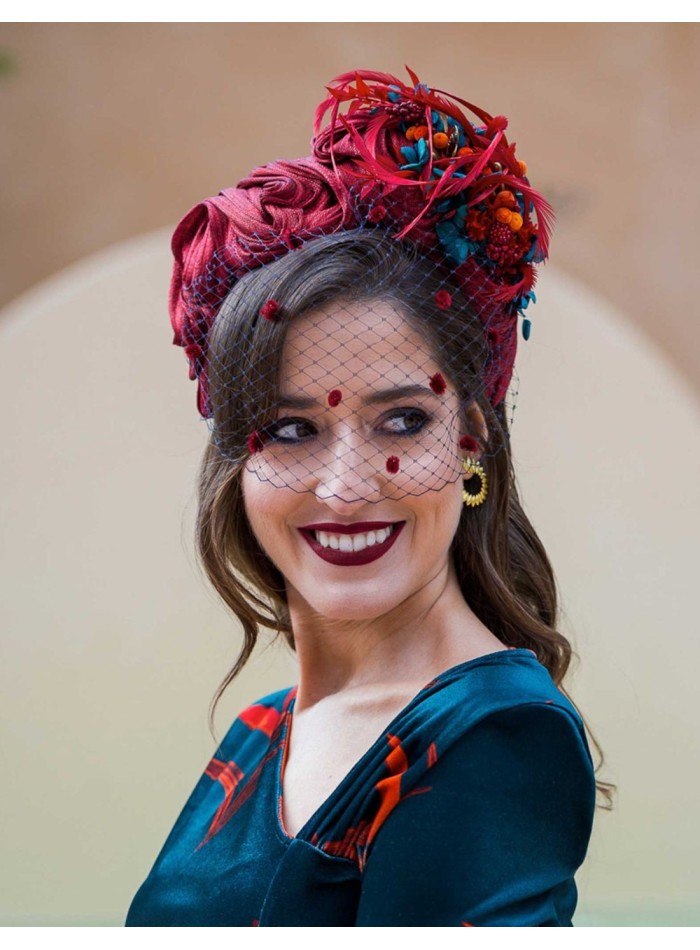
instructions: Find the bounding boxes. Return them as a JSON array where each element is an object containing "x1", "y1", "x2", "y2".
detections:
[{"x1": 292, "y1": 587, "x2": 400, "y2": 623}]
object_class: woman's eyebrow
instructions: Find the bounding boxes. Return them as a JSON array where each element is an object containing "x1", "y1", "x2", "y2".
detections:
[{"x1": 278, "y1": 384, "x2": 441, "y2": 409}]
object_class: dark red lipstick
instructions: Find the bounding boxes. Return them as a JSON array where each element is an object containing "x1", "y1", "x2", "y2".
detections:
[{"x1": 298, "y1": 521, "x2": 405, "y2": 566}]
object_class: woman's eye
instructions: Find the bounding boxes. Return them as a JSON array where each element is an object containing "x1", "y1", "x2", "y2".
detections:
[
  {"x1": 263, "y1": 408, "x2": 430, "y2": 443},
  {"x1": 264, "y1": 418, "x2": 317, "y2": 443},
  {"x1": 381, "y1": 408, "x2": 431, "y2": 435}
]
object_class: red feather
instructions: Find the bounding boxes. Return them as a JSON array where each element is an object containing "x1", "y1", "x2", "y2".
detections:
[{"x1": 404, "y1": 64, "x2": 421, "y2": 87}]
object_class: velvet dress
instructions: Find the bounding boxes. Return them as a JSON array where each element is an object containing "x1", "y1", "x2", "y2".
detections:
[{"x1": 125, "y1": 647, "x2": 596, "y2": 927}]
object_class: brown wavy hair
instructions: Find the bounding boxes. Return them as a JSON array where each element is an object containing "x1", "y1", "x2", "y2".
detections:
[{"x1": 193, "y1": 228, "x2": 615, "y2": 811}]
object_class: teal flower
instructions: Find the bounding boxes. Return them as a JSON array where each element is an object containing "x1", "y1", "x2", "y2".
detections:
[
  {"x1": 399, "y1": 135, "x2": 430, "y2": 172},
  {"x1": 430, "y1": 110, "x2": 445, "y2": 133},
  {"x1": 436, "y1": 209, "x2": 480, "y2": 265}
]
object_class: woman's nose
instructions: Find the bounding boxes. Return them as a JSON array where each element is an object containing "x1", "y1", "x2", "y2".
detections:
[{"x1": 312, "y1": 429, "x2": 386, "y2": 506}]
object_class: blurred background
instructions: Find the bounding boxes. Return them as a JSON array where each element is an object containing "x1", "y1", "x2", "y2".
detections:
[{"x1": 1, "y1": 22, "x2": 698, "y2": 926}]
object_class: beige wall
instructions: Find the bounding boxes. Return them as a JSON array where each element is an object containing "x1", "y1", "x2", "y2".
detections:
[
  {"x1": 2, "y1": 22, "x2": 699, "y2": 394},
  {"x1": 1, "y1": 23, "x2": 699, "y2": 927}
]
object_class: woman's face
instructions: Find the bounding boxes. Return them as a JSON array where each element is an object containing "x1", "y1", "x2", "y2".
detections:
[{"x1": 241, "y1": 298, "x2": 474, "y2": 621}]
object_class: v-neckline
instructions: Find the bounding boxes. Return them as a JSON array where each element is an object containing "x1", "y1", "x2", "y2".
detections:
[{"x1": 274, "y1": 647, "x2": 536, "y2": 843}]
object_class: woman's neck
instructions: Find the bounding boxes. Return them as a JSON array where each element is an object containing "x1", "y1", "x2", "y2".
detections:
[{"x1": 286, "y1": 558, "x2": 501, "y2": 711}]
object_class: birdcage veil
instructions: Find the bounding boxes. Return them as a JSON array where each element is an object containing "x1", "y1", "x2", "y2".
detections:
[{"x1": 169, "y1": 67, "x2": 553, "y2": 505}]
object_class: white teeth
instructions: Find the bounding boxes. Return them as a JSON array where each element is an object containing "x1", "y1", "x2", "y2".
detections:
[{"x1": 313, "y1": 525, "x2": 396, "y2": 550}]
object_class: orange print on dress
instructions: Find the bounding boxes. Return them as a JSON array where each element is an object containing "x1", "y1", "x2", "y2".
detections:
[
  {"x1": 366, "y1": 733, "x2": 410, "y2": 843},
  {"x1": 238, "y1": 702, "x2": 286, "y2": 737},
  {"x1": 197, "y1": 693, "x2": 295, "y2": 850},
  {"x1": 198, "y1": 758, "x2": 246, "y2": 849},
  {"x1": 321, "y1": 819, "x2": 374, "y2": 870},
  {"x1": 316, "y1": 733, "x2": 443, "y2": 871},
  {"x1": 315, "y1": 735, "x2": 413, "y2": 872},
  {"x1": 426, "y1": 740, "x2": 438, "y2": 768}
]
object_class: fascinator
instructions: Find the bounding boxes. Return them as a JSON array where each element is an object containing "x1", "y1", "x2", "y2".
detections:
[{"x1": 168, "y1": 67, "x2": 553, "y2": 504}]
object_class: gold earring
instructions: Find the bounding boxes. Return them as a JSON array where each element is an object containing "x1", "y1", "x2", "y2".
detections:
[{"x1": 462, "y1": 456, "x2": 488, "y2": 507}]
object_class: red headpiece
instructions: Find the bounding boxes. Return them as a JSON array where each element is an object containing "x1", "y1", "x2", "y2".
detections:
[{"x1": 170, "y1": 66, "x2": 553, "y2": 419}]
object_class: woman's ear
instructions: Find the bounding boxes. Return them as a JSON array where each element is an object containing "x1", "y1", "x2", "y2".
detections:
[{"x1": 466, "y1": 401, "x2": 489, "y2": 456}]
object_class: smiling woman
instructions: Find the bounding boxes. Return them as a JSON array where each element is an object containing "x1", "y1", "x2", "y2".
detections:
[{"x1": 125, "y1": 67, "x2": 613, "y2": 928}]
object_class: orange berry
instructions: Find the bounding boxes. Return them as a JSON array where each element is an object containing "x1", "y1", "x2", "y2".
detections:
[
  {"x1": 405, "y1": 126, "x2": 417, "y2": 142},
  {"x1": 518, "y1": 160, "x2": 528, "y2": 175},
  {"x1": 495, "y1": 207, "x2": 513, "y2": 224},
  {"x1": 414, "y1": 125, "x2": 429, "y2": 140},
  {"x1": 433, "y1": 131, "x2": 449, "y2": 149},
  {"x1": 508, "y1": 212, "x2": 523, "y2": 232},
  {"x1": 457, "y1": 146, "x2": 474, "y2": 157},
  {"x1": 494, "y1": 190, "x2": 517, "y2": 210}
]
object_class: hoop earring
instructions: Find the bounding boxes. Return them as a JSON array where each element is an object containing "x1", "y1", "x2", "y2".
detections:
[{"x1": 462, "y1": 457, "x2": 488, "y2": 507}]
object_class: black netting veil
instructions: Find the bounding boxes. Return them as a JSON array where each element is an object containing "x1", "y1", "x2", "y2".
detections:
[{"x1": 181, "y1": 191, "x2": 521, "y2": 506}]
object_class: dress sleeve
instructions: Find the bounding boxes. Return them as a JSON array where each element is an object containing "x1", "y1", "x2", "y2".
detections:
[{"x1": 354, "y1": 702, "x2": 597, "y2": 927}]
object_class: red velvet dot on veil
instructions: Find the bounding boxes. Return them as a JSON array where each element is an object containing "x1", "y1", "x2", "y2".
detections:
[
  {"x1": 429, "y1": 372, "x2": 447, "y2": 395},
  {"x1": 459, "y1": 434, "x2": 480, "y2": 454},
  {"x1": 260, "y1": 299, "x2": 281, "y2": 321},
  {"x1": 327, "y1": 389, "x2": 343, "y2": 407},
  {"x1": 434, "y1": 290, "x2": 452, "y2": 310},
  {"x1": 247, "y1": 431, "x2": 267, "y2": 454}
]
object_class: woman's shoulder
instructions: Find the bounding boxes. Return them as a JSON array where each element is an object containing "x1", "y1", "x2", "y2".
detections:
[
  {"x1": 413, "y1": 648, "x2": 590, "y2": 765},
  {"x1": 436, "y1": 647, "x2": 582, "y2": 714}
]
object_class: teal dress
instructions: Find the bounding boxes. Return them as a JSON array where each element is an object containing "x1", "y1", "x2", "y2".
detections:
[{"x1": 125, "y1": 648, "x2": 596, "y2": 926}]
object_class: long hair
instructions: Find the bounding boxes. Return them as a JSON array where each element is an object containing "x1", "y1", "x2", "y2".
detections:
[{"x1": 193, "y1": 228, "x2": 615, "y2": 811}]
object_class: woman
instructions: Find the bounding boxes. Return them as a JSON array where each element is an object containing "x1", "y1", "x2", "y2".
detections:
[{"x1": 126, "y1": 67, "x2": 613, "y2": 927}]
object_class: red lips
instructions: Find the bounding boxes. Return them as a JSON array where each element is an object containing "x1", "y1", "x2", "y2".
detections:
[{"x1": 299, "y1": 522, "x2": 405, "y2": 566}]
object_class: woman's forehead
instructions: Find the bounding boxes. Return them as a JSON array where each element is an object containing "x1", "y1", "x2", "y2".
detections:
[{"x1": 279, "y1": 298, "x2": 440, "y2": 389}]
